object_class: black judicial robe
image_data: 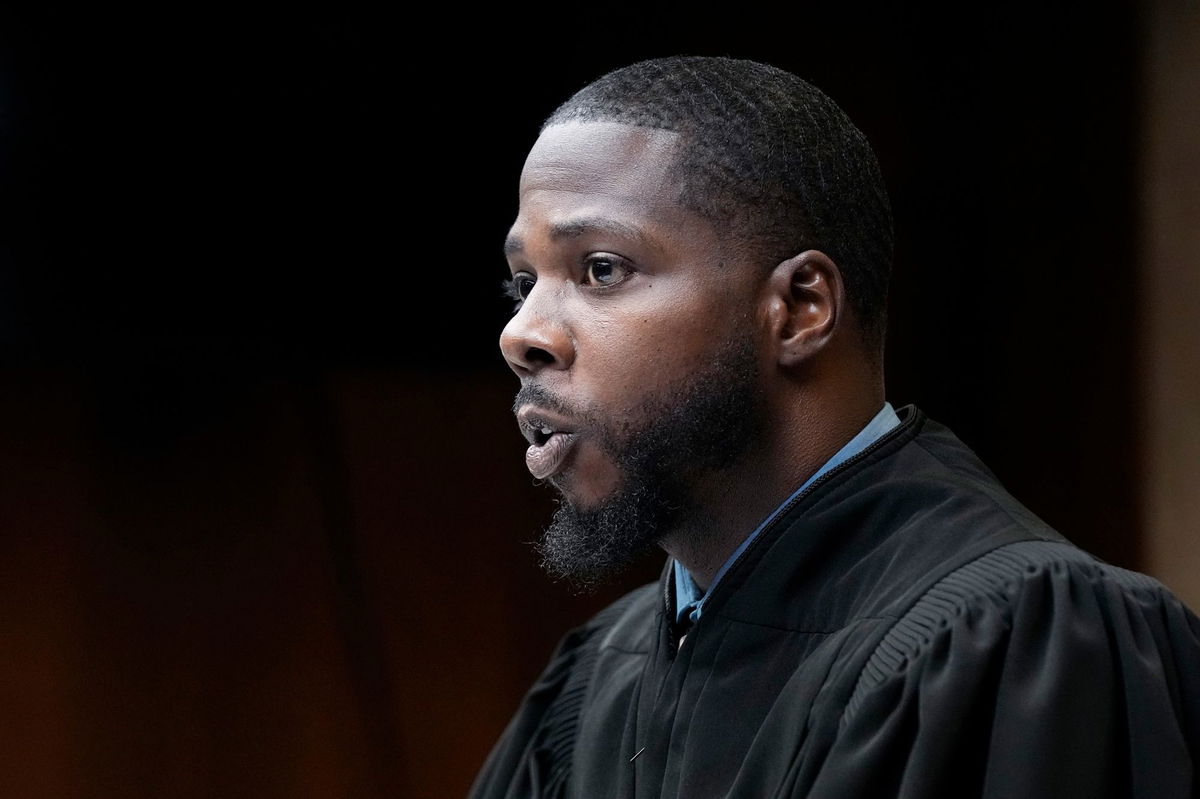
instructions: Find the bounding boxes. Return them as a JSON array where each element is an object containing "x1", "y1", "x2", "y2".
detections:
[{"x1": 470, "y1": 407, "x2": 1200, "y2": 798}]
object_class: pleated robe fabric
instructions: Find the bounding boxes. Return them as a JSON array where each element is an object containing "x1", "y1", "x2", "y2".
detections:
[{"x1": 470, "y1": 407, "x2": 1200, "y2": 799}]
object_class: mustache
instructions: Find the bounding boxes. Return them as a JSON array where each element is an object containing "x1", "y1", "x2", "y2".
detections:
[{"x1": 512, "y1": 383, "x2": 583, "y2": 420}]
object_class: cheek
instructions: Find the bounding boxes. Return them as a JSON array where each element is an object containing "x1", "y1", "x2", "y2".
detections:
[
  {"x1": 571, "y1": 275, "x2": 756, "y2": 399},
  {"x1": 584, "y1": 313, "x2": 730, "y2": 399},
  {"x1": 581, "y1": 326, "x2": 663, "y2": 396},
  {"x1": 641, "y1": 289, "x2": 745, "y2": 360}
]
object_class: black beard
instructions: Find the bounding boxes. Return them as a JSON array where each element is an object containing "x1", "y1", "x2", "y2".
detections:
[{"x1": 515, "y1": 336, "x2": 764, "y2": 592}]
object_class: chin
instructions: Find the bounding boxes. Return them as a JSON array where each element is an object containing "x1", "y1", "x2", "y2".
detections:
[
  {"x1": 549, "y1": 478, "x2": 610, "y2": 514},
  {"x1": 550, "y1": 461, "x2": 622, "y2": 510},
  {"x1": 535, "y1": 475, "x2": 665, "y2": 592}
]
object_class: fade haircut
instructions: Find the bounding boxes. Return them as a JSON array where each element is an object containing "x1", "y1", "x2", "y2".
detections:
[{"x1": 543, "y1": 56, "x2": 893, "y2": 353}]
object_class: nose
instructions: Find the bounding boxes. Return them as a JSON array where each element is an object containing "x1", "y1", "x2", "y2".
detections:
[{"x1": 499, "y1": 286, "x2": 575, "y2": 376}]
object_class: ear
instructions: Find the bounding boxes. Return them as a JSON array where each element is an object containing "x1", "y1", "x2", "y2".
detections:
[{"x1": 763, "y1": 250, "x2": 844, "y2": 368}]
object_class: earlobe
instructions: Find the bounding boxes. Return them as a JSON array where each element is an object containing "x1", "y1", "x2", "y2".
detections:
[{"x1": 765, "y1": 250, "x2": 842, "y2": 368}]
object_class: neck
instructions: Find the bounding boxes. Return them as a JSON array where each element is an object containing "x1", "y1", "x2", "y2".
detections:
[{"x1": 661, "y1": 379, "x2": 884, "y2": 590}]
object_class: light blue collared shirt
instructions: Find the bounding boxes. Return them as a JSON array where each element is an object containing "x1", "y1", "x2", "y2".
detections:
[{"x1": 673, "y1": 402, "x2": 901, "y2": 625}]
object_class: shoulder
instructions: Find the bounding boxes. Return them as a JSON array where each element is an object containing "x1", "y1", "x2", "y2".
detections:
[
  {"x1": 587, "y1": 580, "x2": 661, "y2": 630},
  {"x1": 815, "y1": 541, "x2": 1200, "y2": 797},
  {"x1": 573, "y1": 580, "x2": 660, "y2": 651},
  {"x1": 467, "y1": 581, "x2": 660, "y2": 798},
  {"x1": 536, "y1": 580, "x2": 659, "y2": 685},
  {"x1": 848, "y1": 539, "x2": 1200, "y2": 720}
]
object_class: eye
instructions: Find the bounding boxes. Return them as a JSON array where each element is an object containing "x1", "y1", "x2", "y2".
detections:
[
  {"x1": 501, "y1": 272, "x2": 536, "y2": 309},
  {"x1": 584, "y1": 255, "x2": 631, "y2": 287}
]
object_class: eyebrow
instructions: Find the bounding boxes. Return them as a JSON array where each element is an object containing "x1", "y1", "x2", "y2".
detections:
[{"x1": 503, "y1": 216, "x2": 648, "y2": 257}]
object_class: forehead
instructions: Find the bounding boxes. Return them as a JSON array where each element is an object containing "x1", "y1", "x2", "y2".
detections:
[
  {"x1": 518, "y1": 121, "x2": 682, "y2": 202},
  {"x1": 510, "y1": 122, "x2": 707, "y2": 248}
]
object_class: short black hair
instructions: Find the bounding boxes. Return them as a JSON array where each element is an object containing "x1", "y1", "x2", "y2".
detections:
[{"x1": 544, "y1": 56, "x2": 893, "y2": 353}]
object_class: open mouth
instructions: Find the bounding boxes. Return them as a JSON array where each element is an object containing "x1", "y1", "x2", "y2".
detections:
[
  {"x1": 516, "y1": 409, "x2": 579, "y2": 480},
  {"x1": 525, "y1": 430, "x2": 577, "y2": 480}
]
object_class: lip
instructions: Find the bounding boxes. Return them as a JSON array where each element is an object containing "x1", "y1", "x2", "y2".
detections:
[
  {"x1": 525, "y1": 431, "x2": 579, "y2": 480},
  {"x1": 515, "y1": 405, "x2": 580, "y2": 479}
]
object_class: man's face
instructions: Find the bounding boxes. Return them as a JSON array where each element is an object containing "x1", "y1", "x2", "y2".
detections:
[{"x1": 500, "y1": 121, "x2": 767, "y2": 584}]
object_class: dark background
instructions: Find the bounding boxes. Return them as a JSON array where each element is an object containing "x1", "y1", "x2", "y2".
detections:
[{"x1": 0, "y1": 3, "x2": 1152, "y2": 797}]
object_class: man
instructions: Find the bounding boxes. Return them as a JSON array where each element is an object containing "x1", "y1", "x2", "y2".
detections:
[{"x1": 472, "y1": 56, "x2": 1200, "y2": 798}]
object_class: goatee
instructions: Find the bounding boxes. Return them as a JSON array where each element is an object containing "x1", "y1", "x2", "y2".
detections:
[{"x1": 516, "y1": 336, "x2": 764, "y2": 591}]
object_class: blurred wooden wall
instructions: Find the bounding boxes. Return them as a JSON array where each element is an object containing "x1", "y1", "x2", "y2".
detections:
[
  {"x1": 0, "y1": 370, "x2": 653, "y2": 797},
  {"x1": 1141, "y1": 0, "x2": 1200, "y2": 608}
]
